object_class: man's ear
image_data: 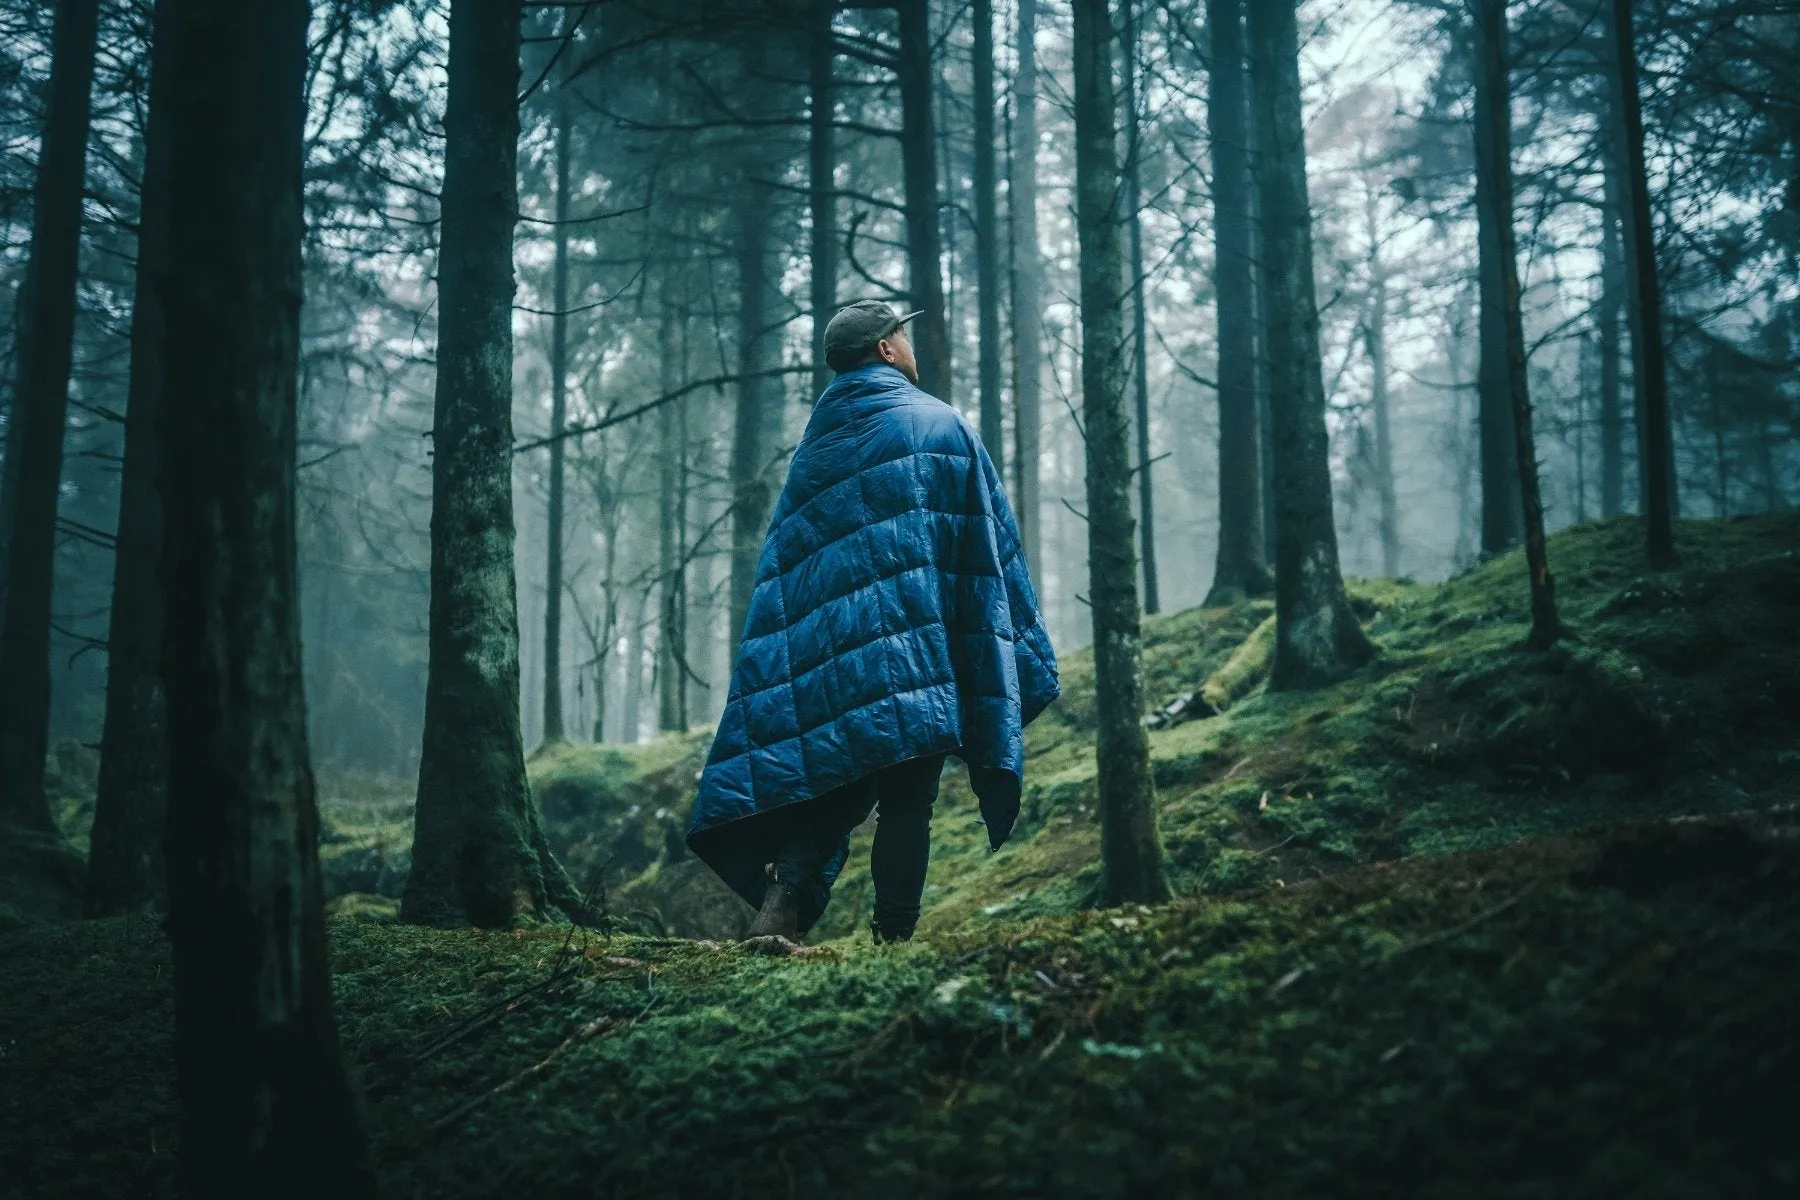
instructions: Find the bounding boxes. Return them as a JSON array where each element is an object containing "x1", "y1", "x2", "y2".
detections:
[{"x1": 877, "y1": 338, "x2": 897, "y2": 364}]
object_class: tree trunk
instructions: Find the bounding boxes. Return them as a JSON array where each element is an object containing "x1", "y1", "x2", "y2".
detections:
[
  {"x1": 1473, "y1": 14, "x2": 1522, "y2": 558},
  {"x1": 1610, "y1": 0, "x2": 1677, "y2": 564},
  {"x1": 1204, "y1": 0, "x2": 1271, "y2": 604},
  {"x1": 541, "y1": 62, "x2": 572, "y2": 745},
  {"x1": 87, "y1": 0, "x2": 175, "y2": 917},
  {"x1": 0, "y1": 0, "x2": 100, "y2": 841},
  {"x1": 1247, "y1": 52, "x2": 1278, "y2": 572},
  {"x1": 898, "y1": 0, "x2": 950, "y2": 400},
  {"x1": 657, "y1": 286, "x2": 686, "y2": 733},
  {"x1": 405, "y1": 0, "x2": 581, "y2": 928},
  {"x1": 1247, "y1": 0, "x2": 1375, "y2": 690},
  {"x1": 974, "y1": 0, "x2": 1004, "y2": 474},
  {"x1": 1071, "y1": 0, "x2": 1170, "y2": 908},
  {"x1": 688, "y1": 486, "x2": 718, "y2": 725},
  {"x1": 622, "y1": 584, "x2": 647, "y2": 744},
  {"x1": 809, "y1": 0, "x2": 837, "y2": 398},
  {"x1": 1009, "y1": 0, "x2": 1045, "y2": 572},
  {"x1": 1448, "y1": 287, "x2": 1478, "y2": 565},
  {"x1": 728, "y1": 174, "x2": 778, "y2": 653},
  {"x1": 1472, "y1": 0, "x2": 1562, "y2": 648},
  {"x1": 155, "y1": 0, "x2": 375, "y2": 1191},
  {"x1": 1121, "y1": 0, "x2": 1159, "y2": 615},
  {"x1": 1364, "y1": 214, "x2": 1400, "y2": 578},
  {"x1": 1598, "y1": 151, "x2": 1626, "y2": 518}
]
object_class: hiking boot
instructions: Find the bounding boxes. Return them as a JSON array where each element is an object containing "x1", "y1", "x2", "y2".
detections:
[
  {"x1": 747, "y1": 876, "x2": 801, "y2": 941},
  {"x1": 869, "y1": 917, "x2": 914, "y2": 944}
]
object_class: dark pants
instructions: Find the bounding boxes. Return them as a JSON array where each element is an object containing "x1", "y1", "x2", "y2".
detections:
[{"x1": 772, "y1": 754, "x2": 946, "y2": 940}]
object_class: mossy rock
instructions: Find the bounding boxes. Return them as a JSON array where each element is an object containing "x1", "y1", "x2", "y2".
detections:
[{"x1": 528, "y1": 732, "x2": 709, "y2": 898}]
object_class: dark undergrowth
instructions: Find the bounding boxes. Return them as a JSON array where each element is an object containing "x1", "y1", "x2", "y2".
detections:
[{"x1": 3, "y1": 809, "x2": 1797, "y2": 1197}]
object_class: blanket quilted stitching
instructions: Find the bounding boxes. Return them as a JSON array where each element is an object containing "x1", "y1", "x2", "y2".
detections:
[{"x1": 687, "y1": 364, "x2": 1059, "y2": 928}]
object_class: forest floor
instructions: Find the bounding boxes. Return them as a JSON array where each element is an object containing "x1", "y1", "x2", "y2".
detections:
[{"x1": 5, "y1": 513, "x2": 1800, "y2": 1196}]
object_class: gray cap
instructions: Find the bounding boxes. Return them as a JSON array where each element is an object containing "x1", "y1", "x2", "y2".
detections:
[{"x1": 823, "y1": 300, "x2": 923, "y2": 372}]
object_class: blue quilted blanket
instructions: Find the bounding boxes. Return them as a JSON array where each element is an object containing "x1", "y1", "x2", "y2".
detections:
[{"x1": 686, "y1": 363, "x2": 1059, "y2": 927}]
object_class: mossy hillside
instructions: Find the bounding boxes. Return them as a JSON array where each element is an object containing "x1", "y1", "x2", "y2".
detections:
[
  {"x1": 307, "y1": 730, "x2": 719, "y2": 922},
  {"x1": 526, "y1": 731, "x2": 711, "y2": 891},
  {"x1": 814, "y1": 514, "x2": 1800, "y2": 936},
  {"x1": 6, "y1": 810, "x2": 1797, "y2": 1197}
]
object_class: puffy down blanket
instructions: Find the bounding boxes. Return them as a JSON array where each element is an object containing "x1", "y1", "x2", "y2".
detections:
[{"x1": 687, "y1": 363, "x2": 1059, "y2": 926}]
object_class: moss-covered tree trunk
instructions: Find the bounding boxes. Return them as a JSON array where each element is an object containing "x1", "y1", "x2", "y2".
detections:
[
  {"x1": 405, "y1": 0, "x2": 581, "y2": 928},
  {"x1": 1247, "y1": 0, "x2": 1376, "y2": 690},
  {"x1": 1072, "y1": 0, "x2": 1170, "y2": 908},
  {"x1": 1472, "y1": 0, "x2": 1562, "y2": 648},
  {"x1": 1203, "y1": 0, "x2": 1271, "y2": 604},
  {"x1": 0, "y1": 0, "x2": 100, "y2": 848},
  {"x1": 156, "y1": 0, "x2": 374, "y2": 1191},
  {"x1": 87, "y1": 0, "x2": 174, "y2": 917},
  {"x1": 1009, "y1": 0, "x2": 1045, "y2": 571},
  {"x1": 898, "y1": 0, "x2": 950, "y2": 401}
]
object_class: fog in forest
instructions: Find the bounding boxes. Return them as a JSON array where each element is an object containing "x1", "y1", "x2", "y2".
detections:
[{"x1": 3, "y1": 0, "x2": 1793, "y2": 784}]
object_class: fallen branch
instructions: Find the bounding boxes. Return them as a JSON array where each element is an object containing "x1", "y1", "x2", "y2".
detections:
[
  {"x1": 1200, "y1": 615, "x2": 1276, "y2": 714},
  {"x1": 1384, "y1": 882, "x2": 1539, "y2": 960}
]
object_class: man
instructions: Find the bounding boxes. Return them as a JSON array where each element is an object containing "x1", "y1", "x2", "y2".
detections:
[{"x1": 687, "y1": 301, "x2": 1059, "y2": 952}]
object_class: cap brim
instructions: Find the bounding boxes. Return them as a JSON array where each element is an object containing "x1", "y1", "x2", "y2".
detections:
[{"x1": 894, "y1": 310, "x2": 925, "y2": 326}]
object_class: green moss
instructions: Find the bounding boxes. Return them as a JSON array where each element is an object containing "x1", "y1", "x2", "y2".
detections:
[
  {"x1": 7, "y1": 811, "x2": 1798, "y2": 1196},
  {"x1": 883, "y1": 513, "x2": 1800, "y2": 926},
  {"x1": 9, "y1": 514, "x2": 1799, "y2": 1194}
]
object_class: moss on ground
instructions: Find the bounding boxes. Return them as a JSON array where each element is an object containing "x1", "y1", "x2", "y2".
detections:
[
  {"x1": 4, "y1": 809, "x2": 1797, "y2": 1197},
  {"x1": 160, "y1": 513, "x2": 1800, "y2": 942},
  {"x1": 9, "y1": 514, "x2": 1798, "y2": 1196},
  {"x1": 802, "y1": 514, "x2": 1800, "y2": 940}
]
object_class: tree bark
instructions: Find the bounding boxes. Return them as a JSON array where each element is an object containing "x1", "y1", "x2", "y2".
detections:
[
  {"x1": 0, "y1": 0, "x2": 100, "y2": 840},
  {"x1": 1072, "y1": 0, "x2": 1170, "y2": 908},
  {"x1": 1247, "y1": 0, "x2": 1376, "y2": 689},
  {"x1": 622, "y1": 584, "x2": 647, "y2": 744},
  {"x1": 1597, "y1": 151, "x2": 1626, "y2": 518},
  {"x1": 541, "y1": 57, "x2": 572, "y2": 745},
  {"x1": 1203, "y1": 0, "x2": 1271, "y2": 604},
  {"x1": 1472, "y1": 0, "x2": 1562, "y2": 648},
  {"x1": 87, "y1": 0, "x2": 175, "y2": 917},
  {"x1": 809, "y1": 0, "x2": 837, "y2": 398},
  {"x1": 657, "y1": 283, "x2": 686, "y2": 734},
  {"x1": 1473, "y1": 14, "x2": 1523, "y2": 558},
  {"x1": 1009, "y1": 0, "x2": 1045, "y2": 572},
  {"x1": 1610, "y1": 0, "x2": 1677, "y2": 564},
  {"x1": 728, "y1": 173, "x2": 779, "y2": 653},
  {"x1": 974, "y1": 0, "x2": 1004, "y2": 474},
  {"x1": 898, "y1": 0, "x2": 950, "y2": 400},
  {"x1": 1121, "y1": 0, "x2": 1159, "y2": 615},
  {"x1": 1364, "y1": 200, "x2": 1400, "y2": 578},
  {"x1": 405, "y1": 0, "x2": 582, "y2": 928},
  {"x1": 155, "y1": 0, "x2": 375, "y2": 1191}
]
